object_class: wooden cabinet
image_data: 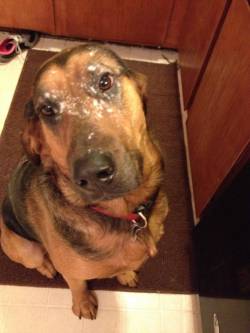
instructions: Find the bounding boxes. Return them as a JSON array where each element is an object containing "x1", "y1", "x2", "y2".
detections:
[
  {"x1": 179, "y1": 0, "x2": 229, "y2": 109},
  {"x1": 163, "y1": 0, "x2": 189, "y2": 49},
  {"x1": 186, "y1": 0, "x2": 250, "y2": 216},
  {"x1": 53, "y1": 0, "x2": 173, "y2": 46},
  {"x1": 0, "y1": 0, "x2": 55, "y2": 34},
  {"x1": 0, "y1": 0, "x2": 186, "y2": 48}
]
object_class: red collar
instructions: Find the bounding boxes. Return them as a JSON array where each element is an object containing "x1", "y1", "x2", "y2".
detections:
[
  {"x1": 90, "y1": 205, "x2": 148, "y2": 237},
  {"x1": 90, "y1": 205, "x2": 141, "y2": 222},
  {"x1": 89, "y1": 190, "x2": 159, "y2": 236}
]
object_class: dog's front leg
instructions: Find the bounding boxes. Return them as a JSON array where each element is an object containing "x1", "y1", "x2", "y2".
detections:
[{"x1": 63, "y1": 277, "x2": 98, "y2": 320}]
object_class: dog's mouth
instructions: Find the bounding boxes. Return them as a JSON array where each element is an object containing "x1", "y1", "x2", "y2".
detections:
[
  {"x1": 74, "y1": 171, "x2": 142, "y2": 203},
  {"x1": 77, "y1": 186, "x2": 132, "y2": 203}
]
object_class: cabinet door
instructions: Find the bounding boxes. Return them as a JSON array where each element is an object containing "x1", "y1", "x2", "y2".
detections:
[
  {"x1": 54, "y1": 0, "x2": 173, "y2": 46},
  {"x1": 179, "y1": 0, "x2": 229, "y2": 108},
  {"x1": 187, "y1": 0, "x2": 250, "y2": 216},
  {"x1": 0, "y1": 0, "x2": 55, "y2": 34},
  {"x1": 162, "y1": 0, "x2": 189, "y2": 49}
]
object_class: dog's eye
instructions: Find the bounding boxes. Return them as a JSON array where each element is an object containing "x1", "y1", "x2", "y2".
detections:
[
  {"x1": 99, "y1": 73, "x2": 114, "y2": 91},
  {"x1": 40, "y1": 105, "x2": 57, "y2": 117}
]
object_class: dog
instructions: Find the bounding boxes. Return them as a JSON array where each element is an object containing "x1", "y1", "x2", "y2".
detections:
[{"x1": 0, "y1": 44, "x2": 168, "y2": 319}]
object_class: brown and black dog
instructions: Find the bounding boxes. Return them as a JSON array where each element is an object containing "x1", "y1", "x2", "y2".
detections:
[{"x1": 0, "y1": 44, "x2": 168, "y2": 319}]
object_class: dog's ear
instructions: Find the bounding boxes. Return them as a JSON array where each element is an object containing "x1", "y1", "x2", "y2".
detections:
[
  {"x1": 21, "y1": 100, "x2": 41, "y2": 165},
  {"x1": 127, "y1": 70, "x2": 147, "y2": 113},
  {"x1": 128, "y1": 70, "x2": 147, "y2": 98}
]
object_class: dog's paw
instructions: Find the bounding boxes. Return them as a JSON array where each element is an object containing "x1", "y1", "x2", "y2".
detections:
[
  {"x1": 72, "y1": 291, "x2": 98, "y2": 320},
  {"x1": 36, "y1": 257, "x2": 57, "y2": 279},
  {"x1": 117, "y1": 271, "x2": 138, "y2": 287}
]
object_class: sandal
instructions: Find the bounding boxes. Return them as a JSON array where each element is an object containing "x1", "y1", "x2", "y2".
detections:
[{"x1": 0, "y1": 31, "x2": 40, "y2": 63}]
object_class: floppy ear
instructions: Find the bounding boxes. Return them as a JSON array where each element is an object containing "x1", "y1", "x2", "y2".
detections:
[
  {"x1": 21, "y1": 100, "x2": 41, "y2": 164},
  {"x1": 128, "y1": 70, "x2": 147, "y2": 113},
  {"x1": 128, "y1": 70, "x2": 147, "y2": 98}
]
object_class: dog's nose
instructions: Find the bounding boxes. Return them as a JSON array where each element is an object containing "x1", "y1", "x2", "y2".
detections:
[{"x1": 74, "y1": 151, "x2": 115, "y2": 188}]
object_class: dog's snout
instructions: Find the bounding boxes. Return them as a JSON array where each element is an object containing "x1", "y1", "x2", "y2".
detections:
[{"x1": 74, "y1": 151, "x2": 115, "y2": 188}]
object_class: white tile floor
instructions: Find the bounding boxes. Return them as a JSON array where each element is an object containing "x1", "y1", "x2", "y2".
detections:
[
  {"x1": 0, "y1": 34, "x2": 202, "y2": 333},
  {"x1": 0, "y1": 286, "x2": 202, "y2": 333}
]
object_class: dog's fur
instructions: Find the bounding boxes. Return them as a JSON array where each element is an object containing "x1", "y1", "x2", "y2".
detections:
[{"x1": 0, "y1": 44, "x2": 168, "y2": 319}]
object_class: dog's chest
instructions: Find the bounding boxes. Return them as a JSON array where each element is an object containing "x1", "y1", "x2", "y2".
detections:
[{"x1": 48, "y1": 225, "x2": 149, "y2": 280}]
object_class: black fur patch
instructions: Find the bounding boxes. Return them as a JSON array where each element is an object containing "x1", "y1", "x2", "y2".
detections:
[
  {"x1": 53, "y1": 216, "x2": 112, "y2": 260},
  {"x1": 2, "y1": 160, "x2": 40, "y2": 241},
  {"x1": 2, "y1": 196, "x2": 38, "y2": 242}
]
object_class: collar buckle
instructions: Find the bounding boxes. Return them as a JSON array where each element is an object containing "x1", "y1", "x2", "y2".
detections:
[{"x1": 131, "y1": 212, "x2": 148, "y2": 238}]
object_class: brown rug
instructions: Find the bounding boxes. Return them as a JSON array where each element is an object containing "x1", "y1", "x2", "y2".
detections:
[{"x1": 0, "y1": 50, "x2": 196, "y2": 293}]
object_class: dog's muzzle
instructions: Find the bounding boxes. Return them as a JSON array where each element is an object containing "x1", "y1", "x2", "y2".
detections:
[
  {"x1": 74, "y1": 151, "x2": 115, "y2": 189},
  {"x1": 72, "y1": 149, "x2": 142, "y2": 201}
]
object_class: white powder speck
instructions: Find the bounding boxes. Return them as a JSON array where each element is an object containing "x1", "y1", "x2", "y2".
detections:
[
  {"x1": 90, "y1": 86, "x2": 97, "y2": 94},
  {"x1": 89, "y1": 50, "x2": 97, "y2": 57},
  {"x1": 92, "y1": 99, "x2": 99, "y2": 107},
  {"x1": 96, "y1": 111, "x2": 103, "y2": 119},
  {"x1": 88, "y1": 64, "x2": 96, "y2": 72},
  {"x1": 88, "y1": 132, "x2": 94, "y2": 140}
]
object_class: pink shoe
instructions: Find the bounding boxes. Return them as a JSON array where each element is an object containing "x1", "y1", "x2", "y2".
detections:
[{"x1": 0, "y1": 31, "x2": 40, "y2": 63}]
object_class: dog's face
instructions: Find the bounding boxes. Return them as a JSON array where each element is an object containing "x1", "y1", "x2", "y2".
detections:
[{"x1": 23, "y1": 44, "x2": 157, "y2": 203}]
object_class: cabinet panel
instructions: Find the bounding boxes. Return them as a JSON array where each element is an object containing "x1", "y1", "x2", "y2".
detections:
[
  {"x1": 0, "y1": 0, "x2": 55, "y2": 34},
  {"x1": 54, "y1": 0, "x2": 173, "y2": 46},
  {"x1": 179, "y1": 0, "x2": 228, "y2": 108},
  {"x1": 187, "y1": 0, "x2": 250, "y2": 216},
  {"x1": 163, "y1": 0, "x2": 189, "y2": 49}
]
